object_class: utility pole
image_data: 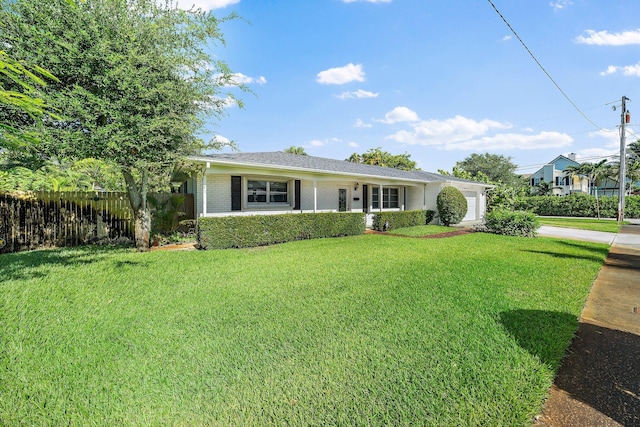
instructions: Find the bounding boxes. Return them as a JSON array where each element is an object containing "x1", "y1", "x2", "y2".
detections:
[{"x1": 618, "y1": 96, "x2": 630, "y2": 224}]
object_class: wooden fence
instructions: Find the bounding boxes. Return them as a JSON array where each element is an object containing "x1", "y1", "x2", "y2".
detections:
[{"x1": 0, "y1": 191, "x2": 194, "y2": 254}]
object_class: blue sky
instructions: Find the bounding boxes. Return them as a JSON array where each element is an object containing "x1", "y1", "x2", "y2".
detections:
[{"x1": 177, "y1": 0, "x2": 640, "y2": 174}]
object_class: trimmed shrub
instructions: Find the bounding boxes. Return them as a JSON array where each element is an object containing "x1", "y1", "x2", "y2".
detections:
[
  {"x1": 371, "y1": 210, "x2": 427, "y2": 231},
  {"x1": 484, "y1": 209, "x2": 540, "y2": 237},
  {"x1": 425, "y1": 209, "x2": 436, "y2": 225},
  {"x1": 198, "y1": 212, "x2": 365, "y2": 250},
  {"x1": 436, "y1": 186, "x2": 467, "y2": 226}
]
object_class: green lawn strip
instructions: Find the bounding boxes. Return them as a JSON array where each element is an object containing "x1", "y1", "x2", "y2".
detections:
[
  {"x1": 537, "y1": 217, "x2": 626, "y2": 233},
  {"x1": 388, "y1": 224, "x2": 455, "y2": 236},
  {"x1": 0, "y1": 235, "x2": 608, "y2": 425}
]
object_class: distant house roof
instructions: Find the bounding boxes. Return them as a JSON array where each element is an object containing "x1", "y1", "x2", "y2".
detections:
[
  {"x1": 531, "y1": 154, "x2": 580, "y2": 176},
  {"x1": 190, "y1": 152, "x2": 492, "y2": 187}
]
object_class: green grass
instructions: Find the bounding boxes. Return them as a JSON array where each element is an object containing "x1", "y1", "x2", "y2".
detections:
[
  {"x1": 537, "y1": 217, "x2": 627, "y2": 233},
  {"x1": 0, "y1": 234, "x2": 609, "y2": 426},
  {"x1": 388, "y1": 224, "x2": 454, "y2": 236}
]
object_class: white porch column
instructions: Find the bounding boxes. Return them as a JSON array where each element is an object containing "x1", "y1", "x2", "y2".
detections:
[
  {"x1": 313, "y1": 180, "x2": 318, "y2": 213},
  {"x1": 402, "y1": 187, "x2": 406, "y2": 211},
  {"x1": 201, "y1": 162, "x2": 209, "y2": 217},
  {"x1": 379, "y1": 184, "x2": 383, "y2": 212}
]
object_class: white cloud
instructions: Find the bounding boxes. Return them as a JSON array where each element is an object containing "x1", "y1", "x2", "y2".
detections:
[
  {"x1": 377, "y1": 106, "x2": 420, "y2": 124},
  {"x1": 316, "y1": 63, "x2": 365, "y2": 85},
  {"x1": 348, "y1": 142, "x2": 360, "y2": 148},
  {"x1": 230, "y1": 73, "x2": 267, "y2": 85},
  {"x1": 588, "y1": 129, "x2": 621, "y2": 148},
  {"x1": 573, "y1": 148, "x2": 619, "y2": 163},
  {"x1": 600, "y1": 63, "x2": 640, "y2": 77},
  {"x1": 550, "y1": 1, "x2": 573, "y2": 11},
  {"x1": 576, "y1": 29, "x2": 640, "y2": 46},
  {"x1": 335, "y1": 89, "x2": 379, "y2": 99},
  {"x1": 502, "y1": 35, "x2": 512, "y2": 41},
  {"x1": 382, "y1": 114, "x2": 573, "y2": 151},
  {"x1": 444, "y1": 131, "x2": 573, "y2": 151},
  {"x1": 385, "y1": 115, "x2": 508, "y2": 145},
  {"x1": 173, "y1": 0, "x2": 240, "y2": 11},
  {"x1": 354, "y1": 119, "x2": 372, "y2": 128},
  {"x1": 211, "y1": 134, "x2": 231, "y2": 144}
]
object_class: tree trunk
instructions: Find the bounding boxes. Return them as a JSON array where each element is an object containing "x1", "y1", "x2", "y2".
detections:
[{"x1": 123, "y1": 167, "x2": 151, "y2": 251}]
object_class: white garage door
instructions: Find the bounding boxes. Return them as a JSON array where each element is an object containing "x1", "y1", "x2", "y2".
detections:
[{"x1": 462, "y1": 192, "x2": 477, "y2": 221}]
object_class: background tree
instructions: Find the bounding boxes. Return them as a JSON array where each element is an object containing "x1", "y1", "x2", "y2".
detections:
[
  {"x1": 0, "y1": 50, "x2": 59, "y2": 149},
  {"x1": 346, "y1": 147, "x2": 418, "y2": 171},
  {"x1": 284, "y1": 146, "x2": 307, "y2": 155},
  {"x1": 533, "y1": 181, "x2": 553, "y2": 196},
  {"x1": 1, "y1": 0, "x2": 244, "y2": 250},
  {"x1": 454, "y1": 153, "x2": 523, "y2": 186},
  {"x1": 565, "y1": 159, "x2": 609, "y2": 196},
  {"x1": 437, "y1": 166, "x2": 491, "y2": 183}
]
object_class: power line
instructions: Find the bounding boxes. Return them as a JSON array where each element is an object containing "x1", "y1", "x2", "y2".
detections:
[
  {"x1": 515, "y1": 153, "x2": 621, "y2": 172},
  {"x1": 486, "y1": 0, "x2": 609, "y2": 132}
]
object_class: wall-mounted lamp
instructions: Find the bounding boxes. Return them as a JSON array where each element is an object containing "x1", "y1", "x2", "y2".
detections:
[{"x1": 354, "y1": 182, "x2": 359, "y2": 191}]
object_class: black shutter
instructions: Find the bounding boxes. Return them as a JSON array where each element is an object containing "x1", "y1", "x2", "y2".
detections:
[
  {"x1": 362, "y1": 185, "x2": 368, "y2": 213},
  {"x1": 231, "y1": 176, "x2": 242, "y2": 211},
  {"x1": 294, "y1": 180, "x2": 301, "y2": 210}
]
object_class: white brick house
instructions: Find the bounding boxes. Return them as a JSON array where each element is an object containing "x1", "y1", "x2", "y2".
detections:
[{"x1": 188, "y1": 152, "x2": 493, "y2": 226}]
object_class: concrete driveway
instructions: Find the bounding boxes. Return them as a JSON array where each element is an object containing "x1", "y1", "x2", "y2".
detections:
[{"x1": 537, "y1": 226, "x2": 617, "y2": 245}]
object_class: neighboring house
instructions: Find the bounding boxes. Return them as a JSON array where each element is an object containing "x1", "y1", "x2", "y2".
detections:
[
  {"x1": 187, "y1": 152, "x2": 493, "y2": 226},
  {"x1": 528, "y1": 154, "x2": 589, "y2": 195}
]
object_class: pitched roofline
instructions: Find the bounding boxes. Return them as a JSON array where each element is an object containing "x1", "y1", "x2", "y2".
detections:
[{"x1": 189, "y1": 152, "x2": 493, "y2": 187}]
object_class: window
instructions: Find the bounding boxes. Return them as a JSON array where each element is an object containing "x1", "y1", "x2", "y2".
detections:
[
  {"x1": 247, "y1": 180, "x2": 288, "y2": 204},
  {"x1": 372, "y1": 187, "x2": 399, "y2": 209}
]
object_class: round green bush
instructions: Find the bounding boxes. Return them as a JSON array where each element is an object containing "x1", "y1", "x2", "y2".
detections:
[
  {"x1": 484, "y1": 209, "x2": 539, "y2": 237},
  {"x1": 436, "y1": 186, "x2": 468, "y2": 226}
]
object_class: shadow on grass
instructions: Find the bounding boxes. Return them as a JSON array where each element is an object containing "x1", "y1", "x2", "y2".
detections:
[
  {"x1": 498, "y1": 309, "x2": 580, "y2": 370},
  {"x1": 544, "y1": 322, "x2": 640, "y2": 425},
  {"x1": 0, "y1": 245, "x2": 135, "y2": 281},
  {"x1": 522, "y1": 240, "x2": 610, "y2": 263}
]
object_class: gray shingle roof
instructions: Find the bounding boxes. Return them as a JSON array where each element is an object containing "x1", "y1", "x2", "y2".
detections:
[{"x1": 190, "y1": 151, "x2": 490, "y2": 186}]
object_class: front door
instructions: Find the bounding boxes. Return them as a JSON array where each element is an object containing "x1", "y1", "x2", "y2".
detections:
[{"x1": 338, "y1": 189, "x2": 347, "y2": 212}]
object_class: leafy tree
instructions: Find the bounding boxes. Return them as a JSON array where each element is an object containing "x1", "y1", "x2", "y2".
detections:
[
  {"x1": 1, "y1": 0, "x2": 244, "y2": 250},
  {"x1": 486, "y1": 183, "x2": 527, "y2": 213},
  {"x1": 436, "y1": 186, "x2": 467, "y2": 226},
  {"x1": 565, "y1": 159, "x2": 609, "y2": 196},
  {"x1": 437, "y1": 166, "x2": 492, "y2": 183},
  {"x1": 284, "y1": 146, "x2": 307, "y2": 155},
  {"x1": 0, "y1": 50, "x2": 59, "y2": 149},
  {"x1": 346, "y1": 147, "x2": 417, "y2": 171},
  {"x1": 455, "y1": 153, "x2": 522, "y2": 185},
  {"x1": 533, "y1": 180, "x2": 553, "y2": 196}
]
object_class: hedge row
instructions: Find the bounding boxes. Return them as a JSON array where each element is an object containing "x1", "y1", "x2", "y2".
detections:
[
  {"x1": 198, "y1": 212, "x2": 366, "y2": 249},
  {"x1": 371, "y1": 210, "x2": 435, "y2": 231},
  {"x1": 514, "y1": 194, "x2": 640, "y2": 218}
]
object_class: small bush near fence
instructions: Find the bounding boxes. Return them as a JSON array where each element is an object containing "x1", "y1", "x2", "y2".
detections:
[
  {"x1": 514, "y1": 194, "x2": 640, "y2": 218},
  {"x1": 371, "y1": 210, "x2": 434, "y2": 231},
  {"x1": 484, "y1": 209, "x2": 540, "y2": 237},
  {"x1": 198, "y1": 212, "x2": 366, "y2": 250}
]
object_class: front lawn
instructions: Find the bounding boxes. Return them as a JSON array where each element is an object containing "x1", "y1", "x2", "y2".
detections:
[
  {"x1": 537, "y1": 217, "x2": 625, "y2": 233},
  {"x1": 389, "y1": 224, "x2": 454, "y2": 236},
  {"x1": 0, "y1": 233, "x2": 608, "y2": 425}
]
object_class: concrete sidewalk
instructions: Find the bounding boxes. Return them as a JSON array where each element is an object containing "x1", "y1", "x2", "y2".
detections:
[{"x1": 536, "y1": 222, "x2": 640, "y2": 426}]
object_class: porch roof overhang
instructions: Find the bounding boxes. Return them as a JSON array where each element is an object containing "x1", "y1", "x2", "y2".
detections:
[{"x1": 189, "y1": 152, "x2": 493, "y2": 189}]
